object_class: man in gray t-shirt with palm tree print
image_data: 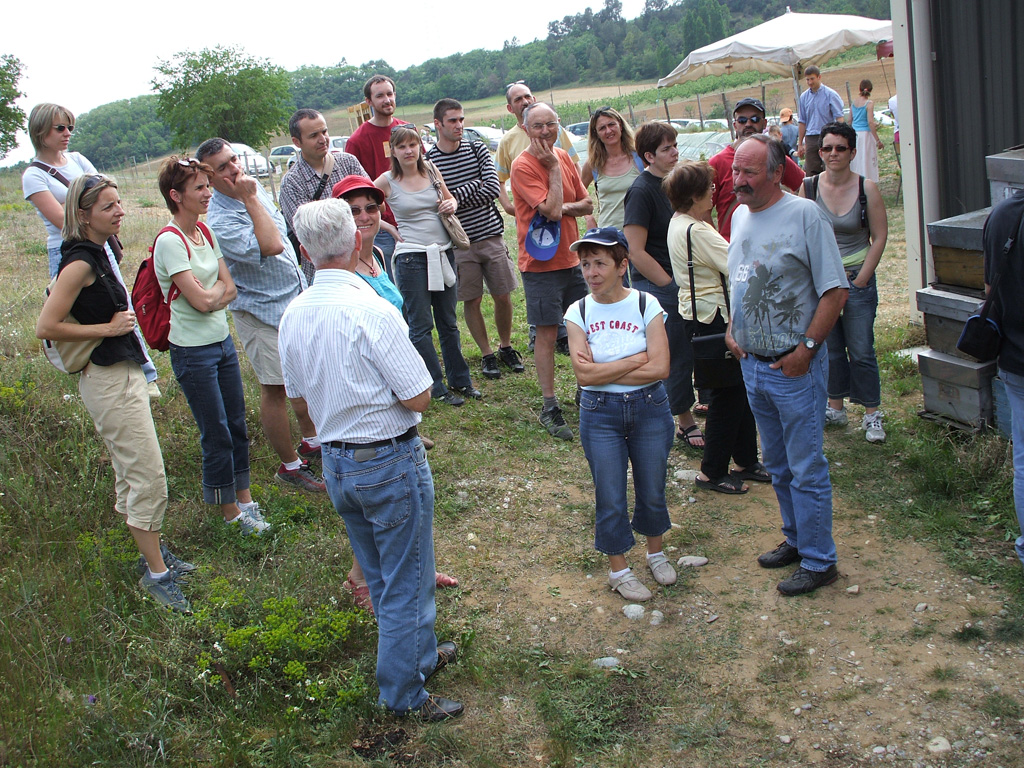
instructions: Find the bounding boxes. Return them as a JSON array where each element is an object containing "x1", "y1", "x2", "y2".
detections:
[{"x1": 725, "y1": 135, "x2": 847, "y2": 598}]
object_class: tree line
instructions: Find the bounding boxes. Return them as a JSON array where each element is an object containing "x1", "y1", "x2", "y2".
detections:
[{"x1": 58, "y1": 0, "x2": 886, "y2": 169}]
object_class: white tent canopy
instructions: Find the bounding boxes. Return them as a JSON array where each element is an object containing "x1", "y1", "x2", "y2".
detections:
[{"x1": 658, "y1": 10, "x2": 892, "y2": 89}]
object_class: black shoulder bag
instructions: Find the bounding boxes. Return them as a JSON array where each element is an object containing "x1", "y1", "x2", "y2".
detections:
[
  {"x1": 957, "y1": 204, "x2": 1024, "y2": 361},
  {"x1": 686, "y1": 223, "x2": 743, "y2": 389}
]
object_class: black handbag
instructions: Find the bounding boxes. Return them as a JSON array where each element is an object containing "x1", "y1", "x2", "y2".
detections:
[
  {"x1": 686, "y1": 224, "x2": 743, "y2": 389},
  {"x1": 956, "y1": 205, "x2": 1024, "y2": 361}
]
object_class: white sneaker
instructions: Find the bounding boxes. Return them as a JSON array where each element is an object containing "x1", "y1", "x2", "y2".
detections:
[
  {"x1": 608, "y1": 570, "x2": 653, "y2": 601},
  {"x1": 229, "y1": 503, "x2": 271, "y2": 536},
  {"x1": 862, "y1": 411, "x2": 886, "y2": 443},
  {"x1": 647, "y1": 552, "x2": 677, "y2": 585},
  {"x1": 825, "y1": 405, "x2": 848, "y2": 426}
]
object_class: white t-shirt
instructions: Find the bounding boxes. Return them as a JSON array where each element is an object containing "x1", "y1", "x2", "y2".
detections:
[
  {"x1": 564, "y1": 289, "x2": 664, "y2": 393},
  {"x1": 22, "y1": 152, "x2": 97, "y2": 250}
]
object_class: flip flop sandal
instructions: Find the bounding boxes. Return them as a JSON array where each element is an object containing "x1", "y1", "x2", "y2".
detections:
[
  {"x1": 694, "y1": 403, "x2": 710, "y2": 415},
  {"x1": 695, "y1": 474, "x2": 748, "y2": 494},
  {"x1": 343, "y1": 578, "x2": 374, "y2": 613},
  {"x1": 731, "y1": 462, "x2": 771, "y2": 483},
  {"x1": 676, "y1": 424, "x2": 705, "y2": 451},
  {"x1": 435, "y1": 571, "x2": 459, "y2": 588}
]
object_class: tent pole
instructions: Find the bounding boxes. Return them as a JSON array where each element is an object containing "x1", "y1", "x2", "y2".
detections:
[
  {"x1": 791, "y1": 65, "x2": 802, "y2": 113},
  {"x1": 696, "y1": 93, "x2": 705, "y2": 129}
]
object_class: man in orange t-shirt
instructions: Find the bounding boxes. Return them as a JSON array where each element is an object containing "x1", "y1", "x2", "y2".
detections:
[{"x1": 510, "y1": 102, "x2": 593, "y2": 440}]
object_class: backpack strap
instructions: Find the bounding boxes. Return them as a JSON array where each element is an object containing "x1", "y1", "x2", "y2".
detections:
[
  {"x1": 803, "y1": 175, "x2": 820, "y2": 200},
  {"x1": 858, "y1": 175, "x2": 868, "y2": 229},
  {"x1": 150, "y1": 226, "x2": 194, "y2": 302},
  {"x1": 577, "y1": 295, "x2": 587, "y2": 326}
]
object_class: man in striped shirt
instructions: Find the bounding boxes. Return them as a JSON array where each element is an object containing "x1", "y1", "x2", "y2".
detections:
[
  {"x1": 280, "y1": 198, "x2": 463, "y2": 722},
  {"x1": 426, "y1": 98, "x2": 524, "y2": 381}
]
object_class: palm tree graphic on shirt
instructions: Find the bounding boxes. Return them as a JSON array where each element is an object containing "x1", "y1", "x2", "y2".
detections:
[{"x1": 741, "y1": 262, "x2": 782, "y2": 343}]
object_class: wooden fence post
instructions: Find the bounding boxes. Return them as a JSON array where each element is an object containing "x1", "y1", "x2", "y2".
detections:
[{"x1": 722, "y1": 93, "x2": 734, "y2": 141}]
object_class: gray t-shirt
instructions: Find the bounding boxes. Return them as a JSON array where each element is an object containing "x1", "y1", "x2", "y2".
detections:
[{"x1": 728, "y1": 193, "x2": 845, "y2": 356}]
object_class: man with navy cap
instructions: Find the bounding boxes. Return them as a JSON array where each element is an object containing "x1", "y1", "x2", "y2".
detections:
[{"x1": 709, "y1": 97, "x2": 805, "y2": 242}]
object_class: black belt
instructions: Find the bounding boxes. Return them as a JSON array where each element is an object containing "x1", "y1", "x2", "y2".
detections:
[
  {"x1": 327, "y1": 426, "x2": 418, "y2": 451},
  {"x1": 752, "y1": 347, "x2": 796, "y2": 363}
]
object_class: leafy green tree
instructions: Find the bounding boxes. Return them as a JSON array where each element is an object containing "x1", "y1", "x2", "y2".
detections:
[
  {"x1": 152, "y1": 46, "x2": 291, "y2": 149},
  {"x1": 73, "y1": 95, "x2": 173, "y2": 170},
  {"x1": 0, "y1": 55, "x2": 26, "y2": 161}
]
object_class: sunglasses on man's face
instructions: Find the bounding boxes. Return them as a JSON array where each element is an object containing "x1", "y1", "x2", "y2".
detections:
[{"x1": 734, "y1": 115, "x2": 763, "y2": 125}]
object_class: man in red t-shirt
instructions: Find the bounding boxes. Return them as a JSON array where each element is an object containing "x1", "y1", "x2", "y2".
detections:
[
  {"x1": 709, "y1": 97, "x2": 804, "y2": 241},
  {"x1": 510, "y1": 103, "x2": 593, "y2": 440},
  {"x1": 345, "y1": 75, "x2": 406, "y2": 273}
]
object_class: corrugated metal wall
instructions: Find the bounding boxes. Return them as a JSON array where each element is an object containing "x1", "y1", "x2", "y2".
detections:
[{"x1": 930, "y1": 0, "x2": 1024, "y2": 216}]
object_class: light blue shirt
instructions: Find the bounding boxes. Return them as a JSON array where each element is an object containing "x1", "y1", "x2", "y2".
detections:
[
  {"x1": 206, "y1": 184, "x2": 306, "y2": 328},
  {"x1": 798, "y1": 84, "x2": 845, "y2": 135}
]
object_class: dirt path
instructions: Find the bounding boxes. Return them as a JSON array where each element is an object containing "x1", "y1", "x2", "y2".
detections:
[{"x1": 451, "y1": 449, "x2": 1023, "y2": 765}]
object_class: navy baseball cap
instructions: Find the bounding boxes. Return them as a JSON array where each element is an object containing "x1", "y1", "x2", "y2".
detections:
[
  {"x1": 526, "y1": 212, "x2": 561, "y2": 260},
  {"x1": 734, "y1": 97, "x2": 766, "y2": 115},
  {"x1": 569, "y1": 226, "x2": 628, "y2": 251}
]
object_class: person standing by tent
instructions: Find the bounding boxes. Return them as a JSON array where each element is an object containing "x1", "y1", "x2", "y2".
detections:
[
  {"x1": 849, "y1": 80, "x2": 884, "y2": 183},
  {"x1": 797, "y1": 66, "x2": 845, "y2": 175}
]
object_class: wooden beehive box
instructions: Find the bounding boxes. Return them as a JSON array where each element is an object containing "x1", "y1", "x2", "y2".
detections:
[{"x1": 926, "y1": 208, "x2": 989, "y2": 291}]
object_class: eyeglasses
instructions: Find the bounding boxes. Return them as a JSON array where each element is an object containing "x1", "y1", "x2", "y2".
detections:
[
  {"x1": 820, "y1": 144, "x2": 850, "y2": 153},
  {"x1": 177, "y1": 157, "x2": 199, "y2": 168},
  {"x1": 348, "y1": 203, "x2": 380, "y2": 216},
  {"x1": 505, "y1": 79, "x2": 526, "y2": 92},
  {"x1": 595, "y1": 106, "x2": 615, "y2": 116},
  {"x1": 528, "y1": 120, "x2": 559, "y2": 132},
  {"x1": 54, "y1": 124, "x2": 74, "y2": 133},
  {"x1": 82, "y1": 175, "x2": 103, "y2": 192},
  {"x1": 734, "y1": 115, "x2": 763, "y2": 125}
]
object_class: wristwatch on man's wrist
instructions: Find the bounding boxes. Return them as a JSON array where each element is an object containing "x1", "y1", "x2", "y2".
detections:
[{"x1": 802, "y1": 336, "x2": 820, "y2": 353}]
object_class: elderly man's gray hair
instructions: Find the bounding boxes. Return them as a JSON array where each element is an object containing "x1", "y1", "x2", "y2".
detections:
[{"x1": 293, "y1": 199, "x2": 357, "y2": 268}]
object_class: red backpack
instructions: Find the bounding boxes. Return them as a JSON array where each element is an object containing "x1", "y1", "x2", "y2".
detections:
[{"x1": 132, "y1": 222, "x2": 213, "y2": 351}]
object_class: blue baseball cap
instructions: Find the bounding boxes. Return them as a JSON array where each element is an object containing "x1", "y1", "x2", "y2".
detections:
[
  {"x1": 526, "y1": 212, "x2": 561, "y2": 261},
  {"x1": 569, "y1": 226, "x2": 628, "y2": 251}
]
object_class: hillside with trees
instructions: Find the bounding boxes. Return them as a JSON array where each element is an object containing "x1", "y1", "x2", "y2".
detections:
[{"x1": 67, "y1": 0, "x2": 888, "y2": 169}]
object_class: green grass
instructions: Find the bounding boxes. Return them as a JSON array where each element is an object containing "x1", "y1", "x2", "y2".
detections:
[{"x1": 4, "y1": 67, "x2": 1024, "y2": 765}]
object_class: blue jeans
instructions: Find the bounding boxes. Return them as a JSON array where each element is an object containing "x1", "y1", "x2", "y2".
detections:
[
  {"x1": 395, "y1": 250, "x2": 472, "y2": 396},
  {"x1": 999, "y1": 369, "x2": 1024, "y2": 567},
  {"x1": 827, "y1": 271, "x2": 880, "y2": 407},
  {"x1": 169, "y1": 336, "x2": 250, "y2": 505},
  {"x1": 322, "y1": 437, "x2": 437, "y2": 713},
  {"x1": 579, "y1": 383, "x2": 675, "y2": 555},
  {"x1": 375, "y1": 230, "x2": 397, "y2": 282},
  {"x1": 631, "y1": 277, "x2": 695, "y2": 415},
  {"x1": 741, "y1": 352, "x2": 837, "y2": 571}
]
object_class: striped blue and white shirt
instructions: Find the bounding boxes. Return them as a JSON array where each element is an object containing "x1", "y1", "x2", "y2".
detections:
[
  {"x1": 279, "y1": 269, "x2": 432, "y2": 443},
  {"x1": 425, "y1": 139, "x2": 504, "y2": 243}
]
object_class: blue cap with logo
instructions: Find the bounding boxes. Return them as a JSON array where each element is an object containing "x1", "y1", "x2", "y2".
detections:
[
  {"x1": 569, "y1": 226, "x2": 628, "y2": 252},
  {"x1": 525, "y1": 212, "x2": 561, "y2": 261}
]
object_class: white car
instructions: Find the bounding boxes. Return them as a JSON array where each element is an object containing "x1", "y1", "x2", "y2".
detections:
[
  {"x1": 874, "y1": 109, "x2": 896, "y2": 127},
  {"x1": 330, "y1": 136, "x2": 349, "y2": 153},
  {"x1": 269, "y1": 145, "x2": 297, "y2": 166},
  {"x1": 463, "y1": 126, "x2": 502, "y2": 151},
  {"x1": 231, "y1": 143, "x2": 271, "y2": 177}
]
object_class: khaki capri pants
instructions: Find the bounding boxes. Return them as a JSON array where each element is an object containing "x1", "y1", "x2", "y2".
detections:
[{"x1": 78, "y1": 360, "x2": 168, "y2": 531}]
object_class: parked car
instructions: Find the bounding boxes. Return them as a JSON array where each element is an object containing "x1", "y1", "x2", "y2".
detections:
[
  {"x1": 565, "y1": 122, "x2": 589, "y2": 138},
  {"x1": 330, "y1": 136, "x2": 349, "y2": 153},
  {"x1": 874, "y1": 109, "x2": 896, "y2": 126},
  {"x1": 672, "y1": 118, "x2": 729, "y2": 132},
  {"x1": 269, "y1": 145, "x2": 297, "y2": 166},
  {"x1": 462, "y1": 126, "x2": 502, "y2": 151},
  {"x1": 231, "y1": 143, "x2": 271, "y2": 177}
]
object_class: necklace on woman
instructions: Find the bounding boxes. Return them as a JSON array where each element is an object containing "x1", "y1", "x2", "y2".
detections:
[
  {"x1": 173, "y1": 218, "x2": 203, "y2": 245},
  {"x1": 358, "y1": 255, "x2": 378, "y2": 276}
]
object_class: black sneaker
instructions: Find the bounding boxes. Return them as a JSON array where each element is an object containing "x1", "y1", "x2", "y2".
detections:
[
  {"x1": 777, "y1": 565, "x2": 839, "y2": 596},
  {"x1": 481, "y1": 354, "x2": 501, "y2": 379},
  {"x1": 556, "y1": 337, "x2": 570, "y2": 356},
  {"x1": 539, "y1": 406, "x2": 573, "y2": 440},
  {"x1": 434, "y1": 390, "x2": 465, "y2": 407},
  {"x1": 451, "y1": 384, "x2": 483, "y2": 400},
  {"x1": 757, "y1": 541, "x2": 800, "y2": 569},
  {"x1": 497, "y1": 346, "x2": 525, "y2": 373}
]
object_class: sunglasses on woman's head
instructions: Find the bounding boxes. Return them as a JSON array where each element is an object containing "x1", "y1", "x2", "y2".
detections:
[{"x1": 82, "y1": 175, "x2": 103, "y2": 192}]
